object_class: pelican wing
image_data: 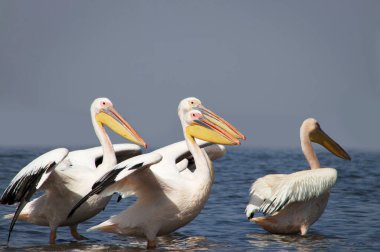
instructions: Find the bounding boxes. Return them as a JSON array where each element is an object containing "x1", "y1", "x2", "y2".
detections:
[
  {"x1": 67, "y1": 152, "x2": 162, "y2": 218},
  {"x1": 152, "y1": 139, "x2": 225, "y2": 173},
  {"x1": 154, "y1": 139, "x2": 210, "y2": 164},
  {"x1": 245, "y1": 173, "x2": 287, "y2": 217},
  {"x1": 247, "y1": 168, "x2": 337, "y2": 216},
  {"x1": 0, "y1": 148, "x2": 68, "y2": 243},
  {"x1": 1, "y1": 148, "x2": 69, "y2": 205},
  {"x1": 174, "y1": 142, "x2": 226, "y2": 172},
  {"x1": 66, "y1": 143, "x2": 141, "y2": 170},
  {"x1": 112, "y1": 140, "x2": 226, "y2": 194},
  {"x1": 68, "y1": 140, "x2": 225, "y2": 218}
]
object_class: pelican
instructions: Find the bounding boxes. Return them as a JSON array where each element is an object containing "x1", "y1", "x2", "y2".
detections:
[
  {"x1": 68, "y1": 97, "x2": 245, "y2": 249},
  {"x1": 245, "y1": 118, "x2": 351, "y2": 235},
  {"x1": 0, "y1": 98, "x2": 148, "y2": 244}
]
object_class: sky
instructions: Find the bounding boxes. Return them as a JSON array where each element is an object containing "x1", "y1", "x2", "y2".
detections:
[{"x1": 0, "y1": 0, "x2": 379, "y2": 151}]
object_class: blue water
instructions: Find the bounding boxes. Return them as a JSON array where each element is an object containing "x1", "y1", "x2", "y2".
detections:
[{"x1": 0, "y1": 147, "x2": 379, "y2": 251}]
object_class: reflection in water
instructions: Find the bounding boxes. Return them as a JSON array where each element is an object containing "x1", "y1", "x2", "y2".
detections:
[
  {"x1": 159, "y1": 234, "x2": 210, "y2": 251},
  {"x1": 246, "y1": 232, "x2": 352, "y2": 252},
  {"x1": 1, "y1": 243, "x2": 143, "y2": 252},
  {"x1": 0, "y1": 234, "x2": 212, "y2": 252}
]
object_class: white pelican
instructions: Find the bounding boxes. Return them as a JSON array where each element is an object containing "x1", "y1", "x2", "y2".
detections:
[
  {"x1": 0, "y1": 98, "x2": 148, "y2": 244},
  {"x1": 68, "y1": 97, "x2": 245, "y2": 249},
  {"x1": 245, "y1": 118, "x2": 351, "y2": 235}
]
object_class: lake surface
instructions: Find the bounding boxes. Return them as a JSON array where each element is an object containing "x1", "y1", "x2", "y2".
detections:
[{"x1": 0, "y1": 147, "x2": 379, "y2": 251}]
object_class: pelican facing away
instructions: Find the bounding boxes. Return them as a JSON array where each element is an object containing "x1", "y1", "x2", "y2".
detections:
[
  {"x1": 68, "y1": 97, "x2": 246, "y2": 249},
  {"x1": 0, "y1": 98, "x2": 148, "y2": 244},
  {"x1": 246, "y1": 118, "x2": 351, "y2": 235}
]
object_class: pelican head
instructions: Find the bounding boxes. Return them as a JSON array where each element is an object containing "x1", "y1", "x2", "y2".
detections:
[
  {"x1": 91, "y1": 98, "x2": 147, "y2": 148},
  {"x1": 179, "y1": 100, "x2": 242, "y2": 145},
  {"x1": 302, "y1": 118, "x2": 350, "y2": 160},
  {"x1": 178, "y1": 97, "x2": 246, "y2": 140}
]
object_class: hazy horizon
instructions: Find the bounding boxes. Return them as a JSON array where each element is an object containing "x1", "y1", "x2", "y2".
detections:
[{"x1": 1, "y1": 1, "x2": 379, "y2": 151}]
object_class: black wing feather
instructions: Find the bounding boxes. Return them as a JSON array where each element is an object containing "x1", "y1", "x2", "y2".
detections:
[
  {"x1": 0, "y1": 166, "x2": 47, "y2": 205},
  {"x1": 67, "y1": 162, "x2": 144, "y2": 218},
  {"x1": 1, "y1": 162, "x2": 56, "y2": 244},
  {"x1": 175, "y1": 142, "x2": 212, "y2": 164}
]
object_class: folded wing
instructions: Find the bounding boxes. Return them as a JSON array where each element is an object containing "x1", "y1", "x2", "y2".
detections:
[{"x1": 247, "y1": 168, "x2": 337, "y2": 217}]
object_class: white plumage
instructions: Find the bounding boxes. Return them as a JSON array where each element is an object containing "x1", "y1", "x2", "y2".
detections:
[
  {"x1": 1, "y1": 98, "x2": 147, "y2": 244},
  {"x1": 7, "y1": 148, "x2": 69, "y2": 193},
  {"x1": 247, "y1": 168, "x2": 337, "y2": 216},
  {"x1": 246, "y1": 118, "x2": 350, "y2": 235},
  {"x1": 68, "y1": 97, "x2": 245, "y2": 249}
]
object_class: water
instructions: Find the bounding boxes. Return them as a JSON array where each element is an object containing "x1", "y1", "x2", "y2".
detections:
[{"x1": 0, "y1": 147, "x2": 379, "y2": 251}]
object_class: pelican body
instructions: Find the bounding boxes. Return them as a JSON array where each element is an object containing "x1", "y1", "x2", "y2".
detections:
[
  {"x1": 1, "y1": 98, "x2": 147, "y2": 244},
  {"x1": 246, "y1": 118, "x2": 351, "y2": 235},
  {"x1": 68, "y1": 97, "x2": 246, "y2": 248}
]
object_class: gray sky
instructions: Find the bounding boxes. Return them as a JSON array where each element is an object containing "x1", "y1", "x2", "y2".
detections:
[{"x1": 0, "y1": 0, "x2": 379, "y2": 150}]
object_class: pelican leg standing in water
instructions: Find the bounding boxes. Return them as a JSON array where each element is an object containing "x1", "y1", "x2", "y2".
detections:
[
  {"x1": 0, "y1": 98, "x2": 148, "y2": 244},
  {"x1": 68, "y1": 97, "x2": 246, "y2": 249},
  {"x1": 246, "y1": 118, "x2": 351, "y2": 235}
]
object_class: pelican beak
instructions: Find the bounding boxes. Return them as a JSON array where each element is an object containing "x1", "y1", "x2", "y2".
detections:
[
  {"x1": 310, "y1": 128, "x2": 351, "y2": 160},
  {"x1": 197, "y1": 105, "x2": 246, "y2": 140},
  {"x1": 186, "y1": 109, "x2": 241, "y2": 145},
  {"x1": 95, "y1": 107, "x2": 147, "y2": 148}
]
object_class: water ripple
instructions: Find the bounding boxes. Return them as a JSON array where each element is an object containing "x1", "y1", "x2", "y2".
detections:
[{"x1": 0, "y1": 147, "x2": 379, "y2": 251}]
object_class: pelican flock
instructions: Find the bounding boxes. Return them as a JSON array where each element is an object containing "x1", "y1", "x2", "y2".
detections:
[
  {"x1": 0, "y1": 97, "x2": 354, "y2": 249},
  {"x1": 0, "y1": 98, "x2": 148, "y2": 244},
  {"x1": 245, "y1": 118, "x2": 351, "y2": 235},
  {"x1": 67, "y1": 97, "x2": 246, "y2": 248}
]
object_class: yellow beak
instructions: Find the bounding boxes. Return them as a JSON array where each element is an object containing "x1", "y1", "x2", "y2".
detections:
[
  {"x1": 95, "y1": 107, "x2": 147, "y2": 148},
  {"x1": 186, "y1": 108, "x2": 241, "y2": 145},
  {"x1": 310, "y1": 128, "x2": 351, "y2": 160},
  {"x1": 197, "y1": 105, "x2": 246, "y2": 140}
]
